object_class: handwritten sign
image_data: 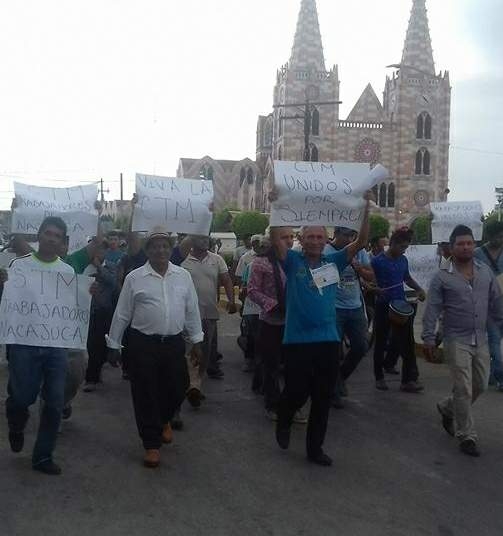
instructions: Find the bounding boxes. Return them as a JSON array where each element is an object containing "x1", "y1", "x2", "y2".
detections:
[
  {"x1": 405, "y1": 245, "x2": 439, "y2": 291},
  {"x1": 0, "y1": 251, "x2": 16, "y2": 267},
  {"x1": 0, "y1": 266, "x2": 93, "y2": 350},
  {"x1": 132, "y1": 174, "x2": 214, "y2": 235},
  {"x1": 430, "y1": 201, "x2": 483, "y2": 244},
  {"x1": 270, "y1": 161, "x2": 388, "y2": 229},
  {"x1": 11, "y1": 182, "x2": 99, "y2": 253}
]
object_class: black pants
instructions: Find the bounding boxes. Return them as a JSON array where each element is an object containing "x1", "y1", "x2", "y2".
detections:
[
  {"x1": 277, "y1": 342, "x2": 339, "y2": 458},
  {"x1": 257, "y1": 322, "x2": 284, "y2": 411},
  {"x1": 373, "y1": 302, "x2": 419, "y2": 383},
  {"x1": 128, "y1": 330, "x2": 189, "y2": 450},
  {"x1": 85, "y1": 308, "x2": 113, "y2": 383}
]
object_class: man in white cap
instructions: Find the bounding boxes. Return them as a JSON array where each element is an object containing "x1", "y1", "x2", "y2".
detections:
[{"x1": 106, "y1": 226, "x2": 203, "y2": 468}]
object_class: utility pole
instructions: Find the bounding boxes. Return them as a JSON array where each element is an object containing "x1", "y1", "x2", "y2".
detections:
[
  {"x1": 99, "y1": 178, "x2": 110, "y2": 202},
  {"x1": 273, "y1": 98, "x2": 341, "y2": 161},
  {"x1": 120, "y1": 173, "x2": 123, "y2": 201}
]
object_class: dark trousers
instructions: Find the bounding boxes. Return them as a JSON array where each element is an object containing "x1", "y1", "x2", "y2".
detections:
[
  {"x1": 277, "y1": 342, "x2": 339, "y2": 458},
  {"x1": 257, "y1": 321, "x2": 284, "y2": 411},
  {"x1": 336, "y1": 307, "x2": 369, "y2": 381},
  {"x1": 128, "y1": 330, "x2": 189, "y2": 450},
  {"x1": 373, "y1": 302, "x2": 419, "y2": 383},
  {"x1": 85, "y1": 308, "x2": 113, "y2": 383}
]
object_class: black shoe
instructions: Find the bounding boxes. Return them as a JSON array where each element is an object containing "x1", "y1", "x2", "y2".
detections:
[
  {"x1": 33, "y1": 460, "x2": 62, "y2": 475},
  {"x1": 400, "y1": 381, "x2": 425, "y2": 393},
  {"x1": 308, "y1": 451, "x2": 333, "y2": 467},
  {"x1": 436, "y1": 403, "x2": 455, "y2": 437},
  {"x1": 459, "y1": 439, "x2": 480, "y2": 457},
  {"x1": 207, "y1": 368, "x2": 224, "y2": 379},
  {"x1": 275, "y1": 425, "x2": 290, "y2": 450},
  {"x1": 331, "y1": 396, "x2": 345, "y2": 409},
  {"x1": 171, "y1": 418, "x2": 184, "y2": 431},
  {"x1": 62, "y1": 404, "x2": 72, "y2": 420},
  {"x1": 216, "y1": 352, "x2": 223, "y2": 362},
  {"x1": 384, "y1": 367, "x2": 400, "y2": 375},
  {"x1": 186, "y1": 388, "x2": 202, "y2": 408},
  {"x1": 375, "y1": 379, "x2": 389, "y2": 391},
  {"x1": 9, "y1": 431, "x2": 24, "y2": 453},
  {"x1": 122, "y1": 371, "x2": 130, "y2": 381}
]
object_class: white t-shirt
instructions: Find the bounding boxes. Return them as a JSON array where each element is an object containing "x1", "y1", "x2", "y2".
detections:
[
  {"x1": 236, "y1": 250, "x2": 256, "y2": 278},
  {"x1": 10, "y1": 252, "x2": 75, "y2": 275}
]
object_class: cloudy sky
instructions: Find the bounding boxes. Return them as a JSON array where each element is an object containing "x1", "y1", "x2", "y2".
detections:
[{"x1": 0, "y1": 0, "x2": 501, "y2": 211}]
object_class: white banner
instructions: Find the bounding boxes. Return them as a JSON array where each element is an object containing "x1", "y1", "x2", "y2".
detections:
[
  {"x1": 405, "y1": 245, "x2": 439, "y2": 291},
  {"x1": 132, "y1": 174, "x2": 214, "y2": 235},
  {"x1": 270, "y1": 161, "x2": 388, "y2": 229},
  {"x1": 0, "y1": 266, "x2": 93, "y2": 350},
  {"x1": 11, "y1": 182, "x2": 99, "y2": 253},
  {"x1": 430, "y1": 201, "x2": 483, "y2": 244}
]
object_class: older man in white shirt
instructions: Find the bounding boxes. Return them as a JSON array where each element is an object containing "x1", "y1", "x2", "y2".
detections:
[{"x1": 107, "y1": 226, "x2": 203, "y2": 468}]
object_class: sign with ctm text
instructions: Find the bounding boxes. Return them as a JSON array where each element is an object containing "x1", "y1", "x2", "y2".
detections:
[
  {"x1": 0, "y1": 266, "x2": 93, "y2": 350},
  {"x1": 270, "y1": 161, "x2": 388, "y2": 230},
  {"x1": 132, "y1": 174, "x2": 214, "y2": 235},
  {"x1": 430, "y1": 201, "x2": 483, "y2": 244},
  {"x1": 11, "y1": 182, "x2": 98, "y2": 253}
]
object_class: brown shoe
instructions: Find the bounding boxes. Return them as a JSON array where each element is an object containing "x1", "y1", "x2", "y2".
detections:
[
  {"x1": 143, "y1": 449, "x2": 160, "y2": 468},
  {"x1": 162, "y1": 423, "x2": 173, "y2": 444}
]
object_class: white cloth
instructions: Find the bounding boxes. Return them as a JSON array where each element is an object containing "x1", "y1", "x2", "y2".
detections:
[
  {"x1": 235, "y1": 250, "x2": 256, "y2": 278},
  {"x1": 106, "y1": 261, "x2": 204, "y2": 348}
]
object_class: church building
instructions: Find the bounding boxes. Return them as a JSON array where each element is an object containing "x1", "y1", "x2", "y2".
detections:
[{"x1": 178, "y1": 0, "x2": 451, "y2": 227}]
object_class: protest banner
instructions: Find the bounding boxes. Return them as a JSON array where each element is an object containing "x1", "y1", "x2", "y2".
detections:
[
  {"x1": 430, "y1": 201, "x2": 483, "y2": 244},
  {"x1": 269, "y1": 161, "x2": 389, "y2": 229},
  {"x1": 0, "y1": 251, "x2": 16, "y2": 267},
  {"x1": 132, "y1": 174, "x2": 214, "y2": 235},
  {"x1": 0, "y1": 266, "x2": 93, "y2": 350},
  {"x1": 11, "y1": 182, "x2": 99, "y2": 253},
  {"x1": 405, "y1": 245, "x2": 439, "y2": 291}
]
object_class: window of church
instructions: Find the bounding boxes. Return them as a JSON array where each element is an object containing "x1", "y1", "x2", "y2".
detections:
[
  {"x1": 415, "y1": 148, "x2": 431, "y2": 176},
  {"x1": 311, "y1": 108, "x2": 320, "y2": 136},
  {"x1": 278, "y1": 110, "x2": 283, "y2": 137},
  {"x1": 278, "y1": 146, "x2": 282, "y2": 160},
  {"x1": 424, "y1": 114, "x2": 432, "y2": 140},
  {"x1": 379, "y1": 184, "x2": 387, "y2": 208},
  {"x1": 240, "y1": 167, "x2": 246, "y2": 187},
  {"x1": 247, "y1": 168, "x2": 254, "y2": 185},
  {"x1": 201, "y1": 165, "x2": 214, "y2": 181},
  {"x1": 423, "y1": 150, "x2": 431, "y2": 175},
  {"x1": 387, "y1": 183, "x2": 395, "y2": 208},
  {"x1": 416, "y1": 112, "x2": 432, "y2": 140},
  {"x1": 310, "y1": 144, "x2": 319, "y2": 162}
]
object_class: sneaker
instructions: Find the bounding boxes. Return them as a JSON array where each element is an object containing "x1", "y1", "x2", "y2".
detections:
[
  {"x1": 8, "y1": 431, "x2": 24, "y2": 453},
  {"x1": 376, "y1": 379, "x2": 389, "y2": 391},
  {"x1": 384, "y1": 367, "x2": 400, "y2": 375},
  {"x1": 83, "y1": 382, "x2": 97, "y2": 393},
  {"x1": 459, "y1": 439, "x2": 480, "y2": 457},
  {"x1": 62, "y1": 404, "x2": 72, "y2": 420},
  {"x1": 186, "y1": 388, "x2": 202, "y2": 408},
  {"x1": 436, "y1": 403, "x2": 455, "y2": 437},
  {"x1": 293, "y1": 410, "x2": 308, "y2": 424},
  {"x1": 308, "y1": 451, "x2": 333, "y2": 467},
  {"x1": 33, "y1": 460, "x2": 62, "y2": 475},
  {"x1": 265, "y1": 409, "x2": 278, "y2": 421},
  {"x1": 400, "y1": 381, "x2": 425, "y2": 393}
]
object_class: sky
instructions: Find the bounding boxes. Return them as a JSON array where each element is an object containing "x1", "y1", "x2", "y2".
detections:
[{"x1": 0, "y1": 0, "x2": 501, "y2": 212}]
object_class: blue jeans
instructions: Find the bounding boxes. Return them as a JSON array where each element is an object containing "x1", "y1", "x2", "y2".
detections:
[
  {"x1": 487, "y1": 320, "x2": 503, "y2": 383},
  {"x1": 336, "y1": 307, "x2": 369, "y2": 381},
  {"x1": 6, "y1": 345, "x2": 68, "y2": 466}
]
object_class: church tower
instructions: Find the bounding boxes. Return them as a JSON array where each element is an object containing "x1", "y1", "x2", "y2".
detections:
[
  {"x1": 383, "y1": 0, "x2": 451, "y2": 221},
  {"x1": 269, "y1": 0, "x2": 339, "y2": 163}
]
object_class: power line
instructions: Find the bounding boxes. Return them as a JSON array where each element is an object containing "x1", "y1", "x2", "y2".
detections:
[{"x1": 451, "y1": 146, "x2": 503, "y2": 157}]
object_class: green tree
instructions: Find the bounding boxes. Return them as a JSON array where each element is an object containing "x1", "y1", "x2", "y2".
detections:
[
  {"x1": 232, "y1": 211, "x2": 269, "y2": 239},
  {"x1": 411, "y1": 215, "x2": 432, "y2": 244},
  {"x1": 211, "y1": 207, "x2": 234, "y2": 232},
  {"x1": 369, "y1": 214, "x2": 390, "y2": 240}
]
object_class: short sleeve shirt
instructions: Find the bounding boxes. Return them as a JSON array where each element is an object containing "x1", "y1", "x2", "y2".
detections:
[
  {"x1": 282, "y1": 248, "x2": 349, "y2": 345},
  {"x1": 182, "y1": 251, "x2": 228, "y2": 320},
  {"x1": 63, "y1": 247, "x2": 91, "y2": 275},
  {"x1": 371, "y1": 252, "x2": 410, "y2": 303},
  {"x1": 236, "y1": 250, "x2": 256, "y2": 278}
]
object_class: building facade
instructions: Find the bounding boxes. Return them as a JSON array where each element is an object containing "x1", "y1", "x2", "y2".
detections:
[{"x1": 179, "y1": 0, "x2": 451, "y2": 226}]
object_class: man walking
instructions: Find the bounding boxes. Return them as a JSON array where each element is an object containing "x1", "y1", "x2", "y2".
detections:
[
  {"x1": 106, "y1": 226, "x2": 203, "y2": 468},
  {"x1": 423, "y1": 225, "x2": 503, "y2": 457}
]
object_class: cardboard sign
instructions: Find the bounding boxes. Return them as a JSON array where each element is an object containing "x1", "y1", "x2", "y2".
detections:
[
  {"x1": 430, "y1": 201, "x2": 483, "y2": 244},
  {"x1": 0, "y1": 266, "x2": 93, "y2": 350},
  {"x1": 270, "y1": 161, "x2": 388, "y2": 229},
  {"x1": 405, "y1": 245, "x2": 439, "y2": 291},
  {"x1": 11, "y1": 182, "x2": 98, "y2": 253},
  {"x1": 132, "y1": 174, "x2": 214, "y2": 235}
]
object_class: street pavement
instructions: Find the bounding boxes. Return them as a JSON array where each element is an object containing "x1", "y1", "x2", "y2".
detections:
[{"x1": 1, "y1": 313, "x2": 503, "y2": 536}]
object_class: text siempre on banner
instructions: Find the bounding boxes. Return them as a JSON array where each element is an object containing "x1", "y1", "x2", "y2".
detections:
[
  {"x1": 132, "y1": 174, "x2": 214, "y2": 235},
  {"x1": 269, "y1": 161, "x2": 389, "y2": 230},
  {"x1": 430, "y1": 201, "x2": 483, "y2": 244},
  {"x1": 11, "y1": 182, "x2": 98, "y2": 253},
  {"x1": 0, "y1": 266, "x2": 93, "y2": 350},
  {"x1": 405, "y1": 245, "x2": 439, "y2": 292}
]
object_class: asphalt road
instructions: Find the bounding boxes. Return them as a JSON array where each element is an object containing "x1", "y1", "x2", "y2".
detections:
[{"x1": 1, "y1": 314, "x2": 503, "y2": 536}]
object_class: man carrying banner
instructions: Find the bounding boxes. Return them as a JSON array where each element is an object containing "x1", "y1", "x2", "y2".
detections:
[
  {"x1": 106, "y1": 226, "x2": 203, "y2": 468},
  {"x1": 1, "y1": 217, "x2": 96, "y2": 475},
  {"x1": 423, "y1": 225, "x2": 503, "y2": 457},
  {"x1": 270, "y1": 191, "x2": 372, "y2": 467}
]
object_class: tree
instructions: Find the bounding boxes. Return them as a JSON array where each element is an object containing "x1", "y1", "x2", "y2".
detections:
[
  {"x1": 232, "y1": 211, "x2": 269, "y2": 239},
  {"x1": 211, "y1": 207, "x2": 234, "y2": 233},
  {"x1": 369, "y1": 214, "x2": 390, "y2": 240},
  {"x1": 411, "y1": 215, "x2": 432, "y2": 244}
]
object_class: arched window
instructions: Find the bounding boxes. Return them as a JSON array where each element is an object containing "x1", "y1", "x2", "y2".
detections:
[
  {"x1": 200, "y1": 164, "x2": 214, "y2": 180},
  {"x1": 310, "y1": 143, "x2": 319, "y2": 162},
  {"x1": 387, "y1": 183, "x2": 395, "y2": 207},
  {"x1": 379, "y1": 183, "x2": 387, "y2": 208},
  {"x1": 415, "y1": 148, "x2": 431, "y2": 175},
  {"x1": 278, "y1": 146, "x2": 282, "y2": 160},
  {"x1": 246, "y1": 168, "x2": 254, "y2": 184},
  {"x1": 416, "y1": 114, "x2": 424, "y2": 139},
  {"x1": 278, "y1": 110, "x2": 283, "y2": 137},
  {"x1": 416, "y1": 112, "x2": 432, "y2": 140},
  {"x1": 311, "y1": 107, "x2": 320, "y2": 136},
  {"x1": 264, "y1": 117, "x2": 273, "y2": 146},
  {"x1": 372, "y1": 185, "x2": 379, "y2": 203},
  {"x1": 240, "y1": 167, "x2": 246, "y2": 187},
  {"x1": 424, "y1": 114, "x2": 432, "y2": 139}
]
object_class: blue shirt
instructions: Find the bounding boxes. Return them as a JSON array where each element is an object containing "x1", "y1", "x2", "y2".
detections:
[
  {"x1": 282, "y1": 249, "x2": 349, "y2": 345},
  {"x1": 371, "y1": 252, "x2": 410, "y2": 304},
  {"x1": 474, "y1": 246, "x2": 503, "y2": 276},
  {"x1": 105, "y1": 249, "x2": 126, "y2": 266},
  {"x1": 324, "y1": 245, "x2": 369, "y2": 310}
]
